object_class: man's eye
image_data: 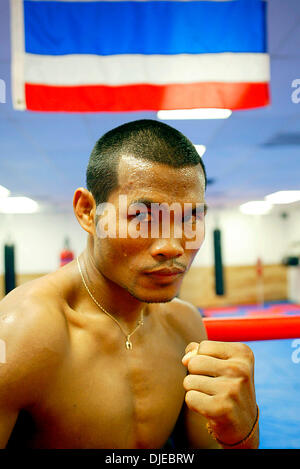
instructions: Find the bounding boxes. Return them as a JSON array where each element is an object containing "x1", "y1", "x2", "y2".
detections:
[
  {"x1": 182, "y1": 212, "x2": 204, "y2": 223},
  {"x1": 135, "y1": 211, "x2": 151, "y2": 222},
  {"x1": 182, "y1": 213, "x2": 198, "y2": 223},
  {"x1": 183, "y1": 214, "x2": 195, "y2": 223},
  {"x1": 183, "y1": 204, "x2": 207, "y2": 223}
]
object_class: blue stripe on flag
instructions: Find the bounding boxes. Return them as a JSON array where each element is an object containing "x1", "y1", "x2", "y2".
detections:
[{"x1": 24, "y1": 1, "x2": 267, "y2": 56}]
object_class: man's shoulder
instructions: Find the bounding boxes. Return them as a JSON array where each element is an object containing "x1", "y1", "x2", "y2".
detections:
[
  {"x1": 161, "y1": 297, "x2": 207, "y2": 345},
  {"x1": 0, "y1": 275, "x2": 69, "y2": 409},
  {"x1": 0, "y1": 274, "x2": 69, "y2": 363}
]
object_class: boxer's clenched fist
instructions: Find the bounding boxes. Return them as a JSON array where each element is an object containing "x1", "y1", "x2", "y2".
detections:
[{"x1": 182, "y1": 340, "x2": 258, "y2": 448}]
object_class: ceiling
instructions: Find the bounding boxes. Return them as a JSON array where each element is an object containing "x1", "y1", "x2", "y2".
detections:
[{"x1": 0, "y1": 0, "x2": 300, "y2": 212}]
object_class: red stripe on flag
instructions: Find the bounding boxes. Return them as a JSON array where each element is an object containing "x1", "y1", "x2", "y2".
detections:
[{"x1": 25, "y1": 82, "x2": 270, "y2": 112}]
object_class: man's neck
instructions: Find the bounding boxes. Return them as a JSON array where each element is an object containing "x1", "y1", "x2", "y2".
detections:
[{"x1": 78, "y1": 247, "x2": 146, "y2": 329}]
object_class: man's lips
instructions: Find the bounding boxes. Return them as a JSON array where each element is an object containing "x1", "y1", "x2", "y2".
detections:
[{"x1": 144, "y1": 267, "x2": 185, "y2": 277}]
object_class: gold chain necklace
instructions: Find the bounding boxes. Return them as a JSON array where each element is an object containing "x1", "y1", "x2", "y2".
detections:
[{"x1": 76, "y1": 256, "x2": 144, "y2": 350}]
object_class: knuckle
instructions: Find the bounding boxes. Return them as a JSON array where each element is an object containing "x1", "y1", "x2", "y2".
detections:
[
  {"x1": 185, "y1": 342, "x2": 198, "y2": 354},
  {"x1": 225, "y1": 360, "x2": 250, "y2": 380},
  {"x1": 226, "y1": 381, "x2": 241, "y2": 401},
  {"x1": 245, "y1": 345, "x2": 255, "y2": 365},
  {"x1": 211, "y1": 397, "x2": 232, "y2": 419},
  {"x1": 222, "y1": 400, "x2": 235, "y2": 419},
  {"x1": 185, "y1": 390, "x2": 197, "y2": 410},
  {"x1": 198, "y1": 339, "x2": 210, "y2": 353},
  {"x1": 215, "y1": 392, "x2": 234, "y2": 414},
  {"x1": 187, "y1": 355, "x2": 200, "y2": 374},
  {"x1": 224, "y1": 362, "x2": 241, "y2": 378},
  {"x1": 207, "y1": 395, "x2": 237, "y2": 420},
  {"x1": 235, "y1": 342, "x2": 248, "y2": 353},
  {"x1": 236, "y1": 343, "x2": 255, "y2": 363},
  {"x1": 237, "y1": 362, "x2": 251, "y2": 381},
  {"x1": 183, "y1": 374, "x2": 192, "y2": 390}
]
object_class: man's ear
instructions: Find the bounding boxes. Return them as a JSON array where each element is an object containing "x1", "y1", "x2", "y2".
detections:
[{"x1": 73, "y1": 188, "x2": 96, "y2": 235}]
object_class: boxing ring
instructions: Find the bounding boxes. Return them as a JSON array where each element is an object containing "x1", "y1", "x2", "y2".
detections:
[
  {"x1": 203, "y1": 314, "x2": 300, "y2": 342},
  {"x1": 201, "y1": 303, "x2": 300, "y2": 449}
]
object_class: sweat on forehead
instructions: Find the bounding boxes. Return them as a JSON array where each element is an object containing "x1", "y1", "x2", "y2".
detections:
[{"x1": 116, "y1": 154, "x2": 205, "y2": 196}]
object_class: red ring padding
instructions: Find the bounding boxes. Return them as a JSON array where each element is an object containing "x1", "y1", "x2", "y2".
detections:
[{"x1": 203, "y1": 314, "x2": 300, "y2": 342}]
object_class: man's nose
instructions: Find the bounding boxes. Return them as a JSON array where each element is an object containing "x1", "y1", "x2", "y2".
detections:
[{"x1": 150, "y1": 237, "x2": 184, "y2": 260}]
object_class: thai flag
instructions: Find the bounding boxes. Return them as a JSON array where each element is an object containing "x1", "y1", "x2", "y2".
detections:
[{"x1": 10, "y1": 0, "x2": 270, "y2": 112}]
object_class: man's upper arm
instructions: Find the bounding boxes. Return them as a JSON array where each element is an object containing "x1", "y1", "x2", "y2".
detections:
[
  {"x1": 0, "y1": 292, "x2": 66, "y2": 448},
  {"x1": 171, "y1": 298, "x2": 208, "y2": 345},
  {"x1": 0, "y1": 309, "x2": 34, "y2": 448}
]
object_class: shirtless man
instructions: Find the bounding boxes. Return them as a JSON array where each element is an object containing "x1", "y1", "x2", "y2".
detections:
[{"x1": 0, "y1": 120, "x2": 259, "y2": 449}]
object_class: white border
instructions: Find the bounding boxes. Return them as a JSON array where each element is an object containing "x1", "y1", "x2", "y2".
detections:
[
  {"x1": 24, "y1": 53, "x2": 270, "y2": 86},
  {"x1": 10, "y1": 0, "x2": 26, "y2": 110}
]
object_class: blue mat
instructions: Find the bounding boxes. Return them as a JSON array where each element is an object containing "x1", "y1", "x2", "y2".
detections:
[{"x1": 245, "y1": 339, "x2": 300, "y2": 449}]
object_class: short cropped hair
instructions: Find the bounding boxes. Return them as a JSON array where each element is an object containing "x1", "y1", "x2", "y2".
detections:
[{"x1": 86, "y1": 119, "x2": 207, "y2": 205}]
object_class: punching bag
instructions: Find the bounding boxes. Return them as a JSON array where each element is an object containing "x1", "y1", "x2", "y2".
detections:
[
  {"x1": 4, "y1": 243, "x2": 16, "y2": 295},
  {"x1": 60, "y1": 237, "x2": 74, "y2": 267},
  {"x1": 256, "y1": 257, "x2": 264, "y2": 306},
  {"x1": 213, "y1": 229, "x2": 225, "y2": 295}
]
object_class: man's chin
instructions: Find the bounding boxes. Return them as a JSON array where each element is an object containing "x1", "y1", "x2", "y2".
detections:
[
  {"x1": 123, "y1": 280, "x2": 179, "y2": 303},
  {"x1": 139, "y1": 296, "x2": 175, "y2": 304},
  {"x1": 127, "y1": 287, "x2": 178, "y2": 304}
]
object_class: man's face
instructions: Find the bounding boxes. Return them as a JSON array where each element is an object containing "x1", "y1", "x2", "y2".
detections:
[{"x1": 93, "y1": 154, "x2": 206, "y2": 303}]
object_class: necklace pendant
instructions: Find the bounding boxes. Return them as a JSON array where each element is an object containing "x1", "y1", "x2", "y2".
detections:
[{"x1": 125, "y1": 338, "x2": 132, "y2": 350}]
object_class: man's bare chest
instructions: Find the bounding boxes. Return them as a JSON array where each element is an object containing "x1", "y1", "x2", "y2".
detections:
[{"x1": 15, "y1": 322, "x2": 188, "y2": 449}]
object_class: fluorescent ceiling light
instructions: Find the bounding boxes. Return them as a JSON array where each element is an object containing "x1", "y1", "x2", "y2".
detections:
[
  {"x1": 194, "y1": 145, "x2": 206, "y2": 157},
  {"x1": 157, "y1": 108, "x2": 232, "y2": 120},
  {"x1": 265, "y1": 190, "x2": 300, "y2": 205},
  {"x1": 0, "y1": 185, "x2": 10, "y2": 198},
  {"x1": 239, "y1": 201, "x2": 273, "y2": 215},
  {"x1": 0, "y1": 197, "x2": 39, "y2": 214}
]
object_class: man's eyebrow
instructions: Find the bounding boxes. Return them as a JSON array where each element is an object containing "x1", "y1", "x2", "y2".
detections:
[
  {"x1": 129, "y1": 199, "x2": 208, "y2": 214},
  {"x1": 191, "y1": 203, "x2": 208, "y2": 214},
  {"x1": 129, "y1": 198, "x2": 156, "y2": 209}
]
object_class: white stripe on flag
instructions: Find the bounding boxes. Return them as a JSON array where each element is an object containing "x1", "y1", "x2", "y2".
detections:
[
  {"x1": 10, "y1": 0, "x2": 26, "y2": 110},
  {"x1": 24, "y1": 53, "x2": 270, "y2": 86}
]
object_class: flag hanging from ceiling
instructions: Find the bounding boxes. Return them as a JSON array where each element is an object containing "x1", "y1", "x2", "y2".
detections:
[{"x1": 10, "y1": 0, "x2": 270, "y2": 112}]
